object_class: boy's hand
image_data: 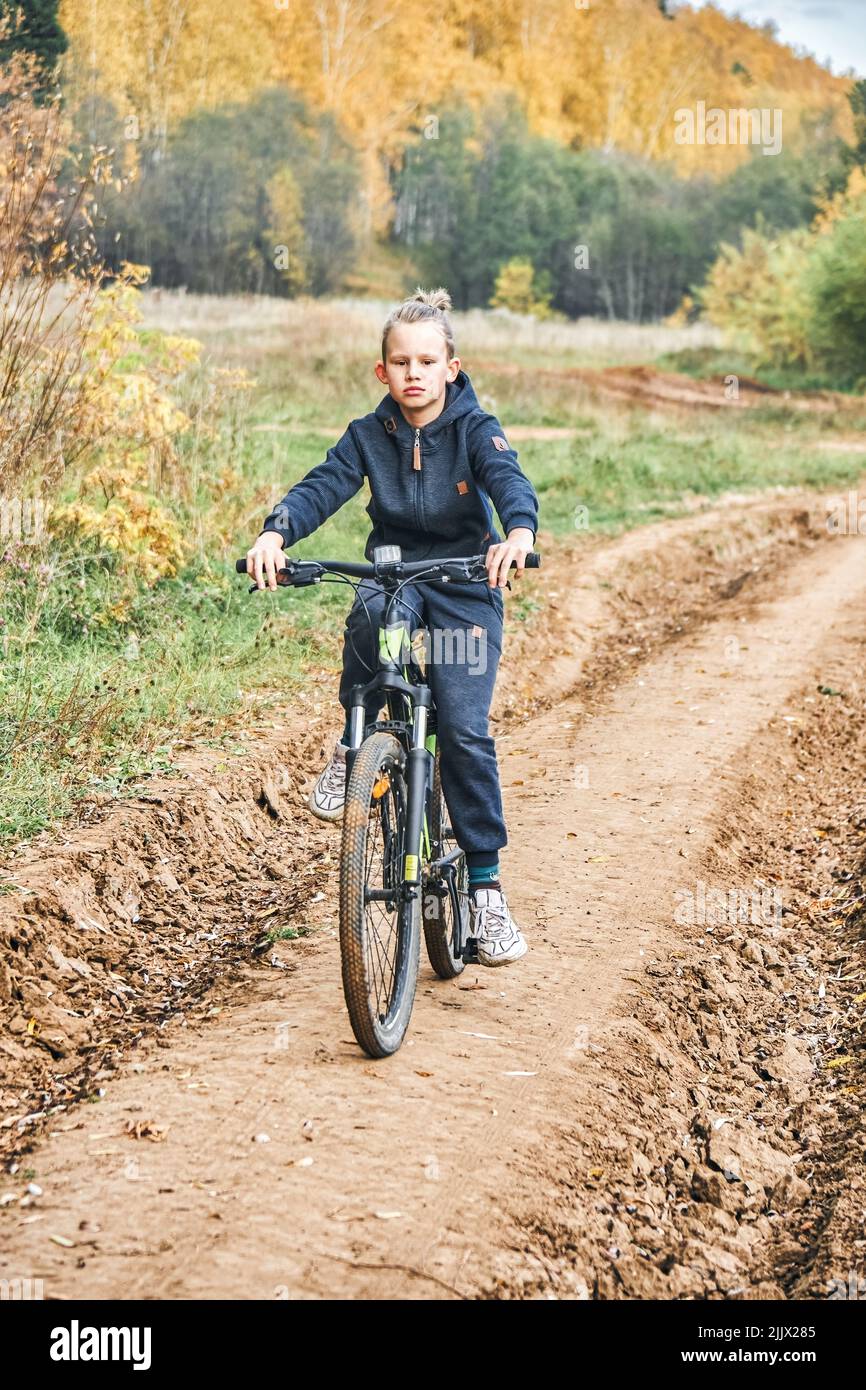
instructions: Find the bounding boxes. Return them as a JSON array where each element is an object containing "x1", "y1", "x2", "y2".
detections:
[
  {"x1": 485, "y1": 528, "x2": 534, "y2": 589},
  {"x1": 247, "y1": 530, "x2": 287, "y2": 591}
]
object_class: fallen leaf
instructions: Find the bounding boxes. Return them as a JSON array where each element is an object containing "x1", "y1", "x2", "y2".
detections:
[{"x1": 124, "y1": 1119, "x2": 169, "y2": 1142}]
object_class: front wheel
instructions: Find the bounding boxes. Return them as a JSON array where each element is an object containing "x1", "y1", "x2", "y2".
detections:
[{"x1": 340, "y1": 733, "x2": 421, "y2": 1057}]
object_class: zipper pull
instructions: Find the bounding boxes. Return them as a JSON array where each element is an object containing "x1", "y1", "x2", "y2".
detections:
[{"x1": 413, "y1": 427, "x2": 421, "y2": 471}]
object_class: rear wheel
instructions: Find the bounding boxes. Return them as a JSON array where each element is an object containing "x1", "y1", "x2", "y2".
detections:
[
  {"x1": 423, "y1": 750, "x2": 467, "y2": 979},
  {"x1": 340, "y1": 732, "x2": 421, "y2": 1057}
]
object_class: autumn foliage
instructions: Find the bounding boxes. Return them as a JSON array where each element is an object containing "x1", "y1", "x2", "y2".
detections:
[
  {"x1": 58, "y1": 0, "x2": 854, "y2": 223},
  {"x1": 701, "y1": 169, "x2": 866, "y2": 382}
]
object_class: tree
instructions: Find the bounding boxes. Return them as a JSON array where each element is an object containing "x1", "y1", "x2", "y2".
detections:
[
  {"x1": 843, "y1": 79, "x2": 866, "y2": 172},
  {"x1": 0, "y1": 1, "x2": 67, "y2": 99},
  {"x1": 490, "y1": 258, "x2": 553, "y2": 318},
  {"x1": 110, "y1": 87, "x2": 359, "y2": 295},
  {"x1": 807, "y1": 176, "x2": 866, "y2": 381}
]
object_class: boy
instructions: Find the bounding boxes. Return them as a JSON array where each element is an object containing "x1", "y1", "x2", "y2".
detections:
[{"x1": 246, "y1": 288, "x2": 538, "y2": 965}]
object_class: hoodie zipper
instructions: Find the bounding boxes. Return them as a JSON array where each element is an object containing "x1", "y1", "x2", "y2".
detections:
[{"x1": 412, "y1": 426, "x2": 425, "y2": 530}]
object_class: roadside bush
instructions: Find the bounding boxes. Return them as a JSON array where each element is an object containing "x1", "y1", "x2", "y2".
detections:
[{"x1": 699, "y1": 171, "x2": 866, "y2": 385}]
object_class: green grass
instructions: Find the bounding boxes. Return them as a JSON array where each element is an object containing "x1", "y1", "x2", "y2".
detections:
[
  {"x1": 524, "y1": 418, "x2": 866, "y2": 534},
  {"x1": 656, "y1": 346, "x2": 866, "y2": 402},
  {"x1": 268, "y1": 923, "x2": 314, "y2": 942},
  {"x1": 2, "y1": 302, "x2": 865, "y2": 850}
]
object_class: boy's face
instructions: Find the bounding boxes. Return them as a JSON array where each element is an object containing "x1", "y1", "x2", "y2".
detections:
[{"x1": 375, "y1": 322, "x2": 460, "y2": 419}]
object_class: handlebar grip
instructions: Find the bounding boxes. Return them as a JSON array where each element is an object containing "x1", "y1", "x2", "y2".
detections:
[{"x1": 235, "y1": 558, "x2": 288, "y2": 574}]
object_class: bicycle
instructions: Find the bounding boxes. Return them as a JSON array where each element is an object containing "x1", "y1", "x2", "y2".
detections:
[{"x1": 236, "y1": 543, "x2": 541, "y2": 1057}]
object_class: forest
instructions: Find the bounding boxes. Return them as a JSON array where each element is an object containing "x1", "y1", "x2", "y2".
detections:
[{"x1": 0, "y1": 0, "x2": 859, "y2": 371}]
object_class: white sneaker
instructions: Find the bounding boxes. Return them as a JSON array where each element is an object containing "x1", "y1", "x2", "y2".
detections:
[
  {"x1": 469, "y1": 887, "x2": 528, "y2": 966},
  {"x1": 308, "y1": 739, "x2": 348, "y2": 821}
]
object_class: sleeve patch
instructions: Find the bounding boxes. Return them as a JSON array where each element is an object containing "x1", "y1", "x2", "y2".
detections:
[{"x1": 491, "y1": 435, "x2": 509, "y2": 451}]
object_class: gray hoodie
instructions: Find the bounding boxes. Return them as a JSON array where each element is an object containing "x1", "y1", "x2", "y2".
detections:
[{"x1": 260, "y1": 369, "x2": 539, "y2": 563}]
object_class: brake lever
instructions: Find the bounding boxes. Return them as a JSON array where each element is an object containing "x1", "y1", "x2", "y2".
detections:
[
  {"x1": 246, "y1": 565, "x2": 299, "y2": 594},
  {"x1": 468, "y1": 558, "x2": 511, "y2": 591}
]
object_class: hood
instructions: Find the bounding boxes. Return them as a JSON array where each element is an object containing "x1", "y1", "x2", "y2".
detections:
[{"x1": 373, "y1": 369, "x2": 480, "y2": 441}]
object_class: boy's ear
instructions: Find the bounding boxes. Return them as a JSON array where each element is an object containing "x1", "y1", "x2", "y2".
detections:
[
  {"x1": 447, "y1": 357, "x2": 461, "y2": 381},
  {"x1": 374, "y1": 361, "x2": 389, "y2": 385}
]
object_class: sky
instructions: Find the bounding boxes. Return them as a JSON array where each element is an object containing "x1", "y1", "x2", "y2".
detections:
[{"x1": 704, "y1": 1, "x2": 866, "y2": 77}]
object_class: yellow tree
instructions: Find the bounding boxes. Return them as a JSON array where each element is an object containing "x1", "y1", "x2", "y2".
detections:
[{"x1": 57, "y1": 0, "x2": 856, "y2": 234}]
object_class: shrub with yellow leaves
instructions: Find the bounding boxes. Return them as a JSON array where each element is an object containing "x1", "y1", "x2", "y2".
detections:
[
  {"x1": 699, "y1": 169, "x2": 866, "y2": 382},
  {"x1": 51, "y1": 261, "x2": 209, "y2": 584}
]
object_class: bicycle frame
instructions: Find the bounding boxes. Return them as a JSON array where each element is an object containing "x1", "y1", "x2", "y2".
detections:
[
  {"x1": 344, "y1": 587, "x2": 436, "y2": 895},
  {"x1": 343, "y1": 580, "x2": 474, "y2": 947}
]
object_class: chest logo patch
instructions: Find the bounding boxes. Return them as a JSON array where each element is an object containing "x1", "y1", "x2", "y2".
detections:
[
  {"x1": 456, "y1": 480, "x2": 469, "y2": 495},
  {"x1": 491, "y1": 435, "x2": 509, "y2": 451}
]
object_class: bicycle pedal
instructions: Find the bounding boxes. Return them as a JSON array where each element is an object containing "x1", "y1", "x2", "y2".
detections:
[{"x1": 461, "y1": 935, "x2": 480, "y2": 965}]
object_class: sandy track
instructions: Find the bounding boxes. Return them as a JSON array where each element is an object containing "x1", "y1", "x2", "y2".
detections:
[{"x1": 3, "y1": 525, "x2": 865, "y2": 1300}]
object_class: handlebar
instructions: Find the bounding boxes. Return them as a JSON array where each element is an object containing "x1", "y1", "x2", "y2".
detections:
[{"x1": 234, "y1": 550, "x2": 541, "y2": 587}]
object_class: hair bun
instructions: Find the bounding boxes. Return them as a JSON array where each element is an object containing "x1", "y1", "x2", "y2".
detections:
[
  {"x1": 411, "y1": 286, "x2": 452, "y2": 313},
  {"x1": 382, "y1": 286, "x2": 456, "y2": 361}
]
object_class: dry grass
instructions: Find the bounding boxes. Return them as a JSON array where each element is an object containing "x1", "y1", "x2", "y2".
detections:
[{"x1": 138, "y1": 289, "x2": 723, "y2": 371}]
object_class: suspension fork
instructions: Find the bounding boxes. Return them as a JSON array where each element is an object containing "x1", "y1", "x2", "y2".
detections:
[{"x1": 403, "y1": 693, "x2": 434, "y2": 887}]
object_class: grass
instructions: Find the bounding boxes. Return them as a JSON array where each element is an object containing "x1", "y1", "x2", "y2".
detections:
[
  {"x1": 656, "y1": 346, "x2": 866, "y2": 400},
  {"x1": 524, "y1": 417, "x2": 866, "y2": 533},
  {"x1": 1, "y1": 293, "x2": 864, "y2": 850},
  {"x1": 268, "y1": 923, "x2": 314, "y2": 942}
]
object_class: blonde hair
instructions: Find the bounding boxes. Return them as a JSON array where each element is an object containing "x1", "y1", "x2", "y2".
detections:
[{"x1": 381, "y1": 286, "x2": 456, "y2": 363}]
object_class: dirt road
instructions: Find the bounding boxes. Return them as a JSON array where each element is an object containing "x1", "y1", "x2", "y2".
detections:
[{"x1": 2, "y1": 502, "x2": 866, "y2": 1300}]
